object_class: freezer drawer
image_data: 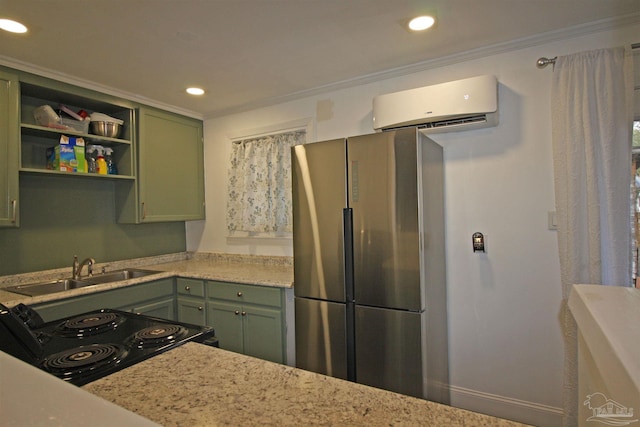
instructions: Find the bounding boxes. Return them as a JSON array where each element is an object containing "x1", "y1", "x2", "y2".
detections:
[
  {"x1": 355, "y1": 305, "x2": 423, "y2": 398},
  {"x1": 295, "y1": 297, "x2": 348, "y2": 380}
]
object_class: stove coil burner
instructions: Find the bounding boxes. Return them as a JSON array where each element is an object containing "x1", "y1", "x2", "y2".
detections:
[
  {"x1": 128, "y1": 325, "x2": 188, "y2": 349},
  {"x1": 41, "y1": 344, "x2": 127, "y2": 380},
  {"x1": 55, "y1": 311, "x2": 125, "y2": 337}
]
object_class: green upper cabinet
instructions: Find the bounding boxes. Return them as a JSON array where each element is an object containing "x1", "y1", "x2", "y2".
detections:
[
  {"x1": 134, "y1": 107, "x2": 205, "y2": 223},
  {"x1": 0, "y1": 65, "x2": 204, "y2": 226},
  {"x1": 0, "y1": 70, "x2": 19, "y2": 227}
]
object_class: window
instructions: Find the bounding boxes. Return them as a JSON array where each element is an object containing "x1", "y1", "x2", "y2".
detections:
[{"x1": 226, "y1": 129, "x2": 306, "y2": 236}]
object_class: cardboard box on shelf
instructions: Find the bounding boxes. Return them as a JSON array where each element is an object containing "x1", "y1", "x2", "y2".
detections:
[{"x1": 46, "y1": 135, "x2": 86, "y2": 173}]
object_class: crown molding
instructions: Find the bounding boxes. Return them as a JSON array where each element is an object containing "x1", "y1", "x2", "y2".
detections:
[
  {"x1": 0, "y1": 55, "x2": 203, "y2": 120},
  {"x1": 210, "y1": 11, "x2": 640, "y2": 119},
  {"x1": 2, "y1": 11, "x2": 638, "y2": 121}
]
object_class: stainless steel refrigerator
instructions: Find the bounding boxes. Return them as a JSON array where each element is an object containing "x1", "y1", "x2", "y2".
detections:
[{"x1": 292, "y1": 127, "x2": 449, "y2": 403}]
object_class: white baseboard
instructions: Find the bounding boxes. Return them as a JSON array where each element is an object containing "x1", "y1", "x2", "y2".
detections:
[{"x1": 449, "y1": 385, "x2": 564, "y2": 426}]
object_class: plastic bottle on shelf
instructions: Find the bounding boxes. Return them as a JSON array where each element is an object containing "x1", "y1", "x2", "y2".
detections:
[
  {"x1": 86, "y1": 145, "x2": 97, "y2": 173},
  {"x1": 95, "y1": 146, "x2": 107, "y2": 175},
  {"x1": 104, "y1": 147, "x2": 118, "y2": 175}
]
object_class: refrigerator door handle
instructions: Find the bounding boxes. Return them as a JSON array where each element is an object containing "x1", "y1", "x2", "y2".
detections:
[
  {"x1": 343, "y1": 207, "x2": 356, "y2": 381},
  {"x1": 343, "y1": 208, "x2": 354, "y2": 302}
]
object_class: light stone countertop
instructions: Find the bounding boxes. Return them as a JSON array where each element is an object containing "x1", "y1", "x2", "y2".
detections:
[
  {"x1": 1, "y1": 352, "x2": 160, "y2": 427},
  {"x1": 83, "y1": 342, "x2": 526, "y2": 427},
  {"x1": 0, "y1": 252, "x2": 293, "y2": 307},
  {"x1": 152, "y1": 258, "x2": 293, "y2": 288},
  {"x1": 568, "y1": 284, "x2": 640, "y2": 415}
]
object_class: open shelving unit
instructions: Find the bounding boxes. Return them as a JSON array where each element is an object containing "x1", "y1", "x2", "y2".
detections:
[{"x1": 19, "y1": 82, "x2": 135, "y2": 180}]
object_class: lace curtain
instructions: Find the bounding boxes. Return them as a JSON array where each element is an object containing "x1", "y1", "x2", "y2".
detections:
[
  {"x1": 227, "y1": 130, "x2": 306, "y2": 234},
  {"x1": 551, "y1": 46, "x2": 634, "y2": 426}
]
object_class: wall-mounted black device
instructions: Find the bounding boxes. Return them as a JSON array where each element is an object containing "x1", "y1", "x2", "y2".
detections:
[{"x1": 472, "y1": 232, "x2": 485, "y2": 253}]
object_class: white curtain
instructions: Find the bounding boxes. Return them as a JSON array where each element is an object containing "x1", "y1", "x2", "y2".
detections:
[
  {"x1": 551, "y1": 46, "x2": 634, "y2": 426},
  {"x1": 227, "y1": 130, "x2": 306, "y2": 233}
]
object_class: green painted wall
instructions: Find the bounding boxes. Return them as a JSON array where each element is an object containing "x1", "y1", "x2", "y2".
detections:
[{"x1": 0, "y1": 174, "x2": 186, "y2": 276}]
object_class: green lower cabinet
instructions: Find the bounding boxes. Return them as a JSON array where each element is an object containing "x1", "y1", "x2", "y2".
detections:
[
  {"x1": 33, "y1": 278, "x2": 175, "y2": 322},
  {"x1": 206, "y1": 300, "x2": 284, "y2": 363},
  {"x1": 206, "y1": 281, "x2": 286, "y2": 364},
  {"x1": 30, "y1": 276, "x2": 286, "y2": 364},
  {"x1": 206, "y1": 301, "x2": 244, "y2": 353},
  {"x1": 123, "y1": 297, "x2": 175, "y2": 319},
  {"x1": 176, "y1": 278, "x2": 206, "y2": 326},
  {"x1": 239, "y1": 304, "x2": 284, "y2": 363},
  {"x1": 177, "y1": 297, "x2": 206, "y2": 326}
]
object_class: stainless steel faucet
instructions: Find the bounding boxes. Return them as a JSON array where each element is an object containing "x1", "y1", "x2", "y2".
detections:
[{"x1": 72, "y1": 255, "x2": 96, "y2": 279}]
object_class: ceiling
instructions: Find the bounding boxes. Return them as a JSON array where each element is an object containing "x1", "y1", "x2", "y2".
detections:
[{"x1": 1, "y1": 0, "x2": 639, "y2": 119}]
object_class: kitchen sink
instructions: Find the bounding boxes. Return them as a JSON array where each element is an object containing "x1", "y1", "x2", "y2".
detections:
[
  {"x1": 5, "y1": 278, "x2": 97, "y2": 297},
  {"x1": 83, "y1": 268, "x2": 161, "y2": 284},
  {"x1": 5, "y1": 268, "x2": 163, "y2": 297}
]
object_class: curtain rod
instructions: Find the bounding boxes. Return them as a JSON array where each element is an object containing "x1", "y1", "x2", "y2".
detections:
[
  {"x1": 231, "y1": 128, "x2": 306, "y2": 144},
  {"x1": 536, "y1": 42, "x2": 640, "y2": 69}
]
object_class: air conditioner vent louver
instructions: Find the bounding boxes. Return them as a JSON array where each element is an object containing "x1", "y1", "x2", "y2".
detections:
[
  {"x1": 373, "y1": 75, "x2": 498, "y2": 133},
  {"x1": 422, "y1": 114, "x2": 487, "y2": 129}
]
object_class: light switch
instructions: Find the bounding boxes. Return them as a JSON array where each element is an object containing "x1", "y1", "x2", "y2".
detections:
[{"x1": 548, "y1": 211, "x2": 558, "y2": 230}]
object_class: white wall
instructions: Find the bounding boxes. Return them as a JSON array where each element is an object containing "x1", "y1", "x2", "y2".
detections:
[{"x1": 186, "y1": 23, "x2": 639, "y2": 426}]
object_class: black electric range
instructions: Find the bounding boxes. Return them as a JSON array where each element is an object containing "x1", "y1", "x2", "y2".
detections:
[{"x1": 0, "y1": 303, "x2": 217, "y2": 386}]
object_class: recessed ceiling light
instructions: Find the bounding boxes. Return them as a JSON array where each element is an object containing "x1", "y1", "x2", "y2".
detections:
[
  {"x1": 408, "y1": 16, "x2": 435, "y2": 31},
  {"x1": 186, "y1": 87, "x2": 205, "y2": 96},
  {"x1": 0, "y1": 19, "x2": 28, "y2": 34}
]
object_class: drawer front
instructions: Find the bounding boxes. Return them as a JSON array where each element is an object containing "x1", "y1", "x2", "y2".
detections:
[
  {"x1": 206, "y1": 281, "x2": 282, "y2": 308},
  {"x1": 177, "y1": 278, "x2": 205, "y2": 297}
]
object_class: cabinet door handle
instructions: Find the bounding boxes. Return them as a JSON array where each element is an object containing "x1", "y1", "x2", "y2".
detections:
[
  {"x1": 198, "y1": 306, "x2": 203, "y2": 311},
  {"x1": 241, "y1": 311, "x2": 246, "y2": 316},
  {"x1": 234, "y1": 310, "x2": 240, "y2": 315},
  {"x1": 237, "y1": 291, "x2": 243, "y2": 297},
  {"x1": 185, "y1": 286, "x2": 191, "y2": 291},
  {"x1": 10, "y1": 200, "x2": 17, "y2": 223}
]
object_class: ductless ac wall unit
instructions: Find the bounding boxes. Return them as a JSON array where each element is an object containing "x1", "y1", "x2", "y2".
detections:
[{"x1": 372, "y1": 75, "x2": 498, "y2": 133}]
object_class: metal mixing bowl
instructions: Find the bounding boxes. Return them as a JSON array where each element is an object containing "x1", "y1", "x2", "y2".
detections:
[{"x1": 90, "y1": 121, "x2": 122, "y2": 138}]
